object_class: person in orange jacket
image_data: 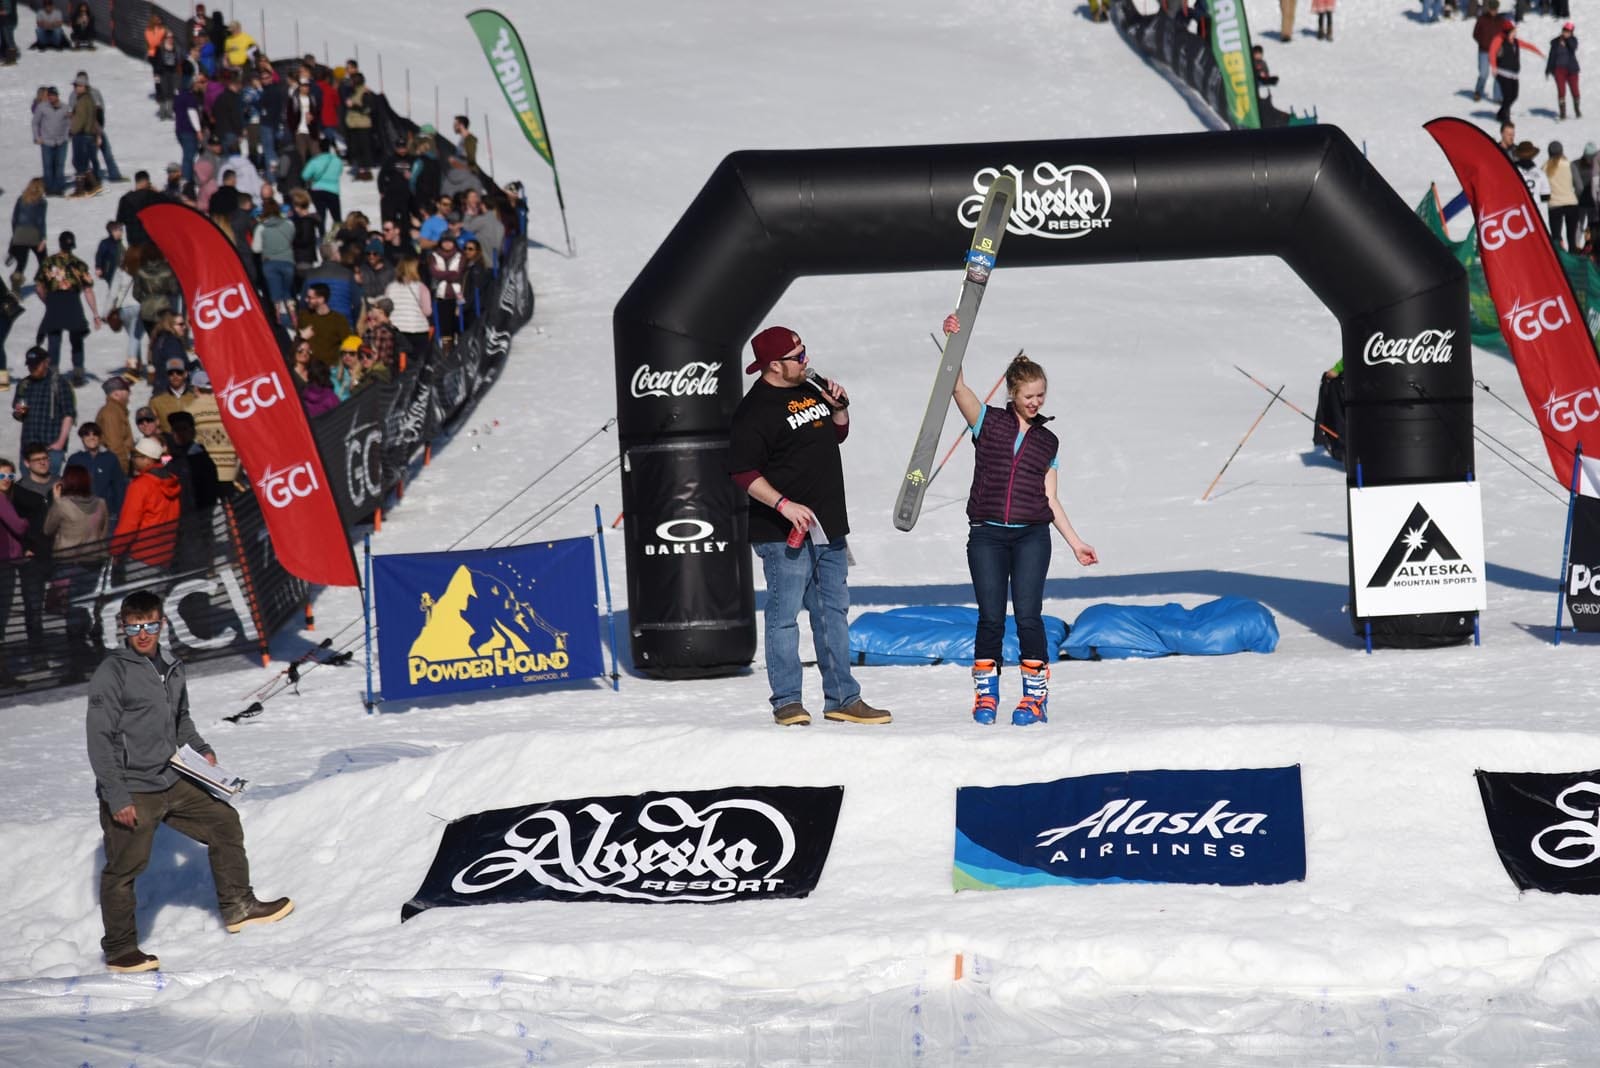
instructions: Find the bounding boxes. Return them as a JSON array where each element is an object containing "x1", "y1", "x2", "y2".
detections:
[{"x1": 110, "y1": 437, "x2": 181, "y2": 569}]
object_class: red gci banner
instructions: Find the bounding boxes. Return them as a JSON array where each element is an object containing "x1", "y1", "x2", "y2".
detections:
[
  {"x1": 1427, "y1": 117, "x2": 1600, "y2": 481},
  {"x1": 139, "y1": 202, "x2": 359, "y2": 587}
]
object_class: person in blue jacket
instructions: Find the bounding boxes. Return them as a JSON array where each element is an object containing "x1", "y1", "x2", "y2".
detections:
[{"x1": 944, "y1": 312, "x2": 1098, "y2": 727}]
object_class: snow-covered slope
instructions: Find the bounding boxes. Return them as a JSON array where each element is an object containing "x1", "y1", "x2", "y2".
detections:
[{"x1": 4, "y1": 1, "x2": 1600, "y2": 1062}]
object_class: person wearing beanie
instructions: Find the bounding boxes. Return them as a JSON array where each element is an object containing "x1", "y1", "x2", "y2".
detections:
[
  {"x1": 726, "y1": 325, "x2": 891, "y2": 728},
  {"x1": 1547, "y1": 21, "x2": 1581, "y2": 121},
  {"x1": 1547, "y1": 141, "x2": 1582, "y2": 251},
  {"x1": 110, "y1": 435, "x2": 181, "y2": 570}
]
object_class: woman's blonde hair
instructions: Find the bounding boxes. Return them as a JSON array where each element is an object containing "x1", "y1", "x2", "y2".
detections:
[
  {"x1": 20, "y1": 178, "x2": 46, "y2": 204},
  {"x1": 395, "y1": 255, "x2": 422, "y2": 283},
  {"x1": 1005, "y1": 352, "x2": 1046, "y2": 396}
]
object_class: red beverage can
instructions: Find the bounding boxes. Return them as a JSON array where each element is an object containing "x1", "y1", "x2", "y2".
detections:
[{"x1": 787, "y1": 525, "x2": 806, "y2": 548}]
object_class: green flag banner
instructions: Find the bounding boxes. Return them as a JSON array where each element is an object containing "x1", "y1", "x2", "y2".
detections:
[
  {"x1": 467, "y1": 9, "x2": 554, "y2": 168},
  {"x1": 1209, "y1": 0, "x2": 1260, "y2": 130},
  {"x1": 1414, "y1": 184, "x2": 1600, "y2": 357}
]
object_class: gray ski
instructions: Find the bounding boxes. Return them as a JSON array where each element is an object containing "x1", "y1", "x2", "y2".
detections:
[{"x1": 893, "y1": 174, "x2": 1018, "y2": 532}]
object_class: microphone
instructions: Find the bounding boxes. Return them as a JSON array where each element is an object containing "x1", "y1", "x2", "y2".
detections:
[{"x1": 805, "y1": 369, "x2": 848, "y2": 408}]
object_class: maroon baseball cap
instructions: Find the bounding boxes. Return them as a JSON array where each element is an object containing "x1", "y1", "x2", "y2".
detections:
[{"x1": 745, "y1": 326, "x2": 799, "y2": 374}]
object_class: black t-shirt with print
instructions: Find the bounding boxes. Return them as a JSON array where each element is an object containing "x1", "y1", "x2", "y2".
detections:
[{"x1": 727, "y1": 379, "x2": 849, "y2": 543}]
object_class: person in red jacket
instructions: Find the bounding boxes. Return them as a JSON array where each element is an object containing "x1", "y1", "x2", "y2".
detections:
[{"x1": 111, "y1": 437, "x2": 181, "y2": 570}]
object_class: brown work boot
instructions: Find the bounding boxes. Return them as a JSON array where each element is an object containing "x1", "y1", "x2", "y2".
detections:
[
  {"x1": 107, "y1": 948, "x2": 160, "y2": 973},
  {"x1": 824, "y1": 698, "x2": 892, "y2": 725},
  {"x1": 224, "y1": 895, "x2": 294, "y2": 933},
  {"x1": 772, "y1": 701, "x2": 811, "y2": 726}
]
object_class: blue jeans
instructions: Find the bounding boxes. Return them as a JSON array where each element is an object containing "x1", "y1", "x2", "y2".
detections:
[
  {"x1": 1420, "y1": 0, "x2": 1443, "y2": 19},
  {"x1": 41, "y1": 142, "x2": 67, "y2": 195},
  {"x1": 35, "y1": 27, "x2": 66, "y2": 48},
  {"x1": 120, "y1": 302, "x2": 144, "y2": 361},
  {"x1": 262, "y1": 260, "x2": 295, "y2": 317},
  {"x1": 177, "y1": 130, "x2": 197, "y2": 183},
  {"x1": 1476, "y1": 52, "x2": 1502, "y2": 100},
  {"x1": 967, "y1": 522, "x2": 1052, "y2": 665},
  {"x1": 260, "y1": 125, "x2": 279, "y2": 176},
  {"x1": 98, "y1": 131, "x2": 122, "y2": 182},
  {"x1": 754, "y1": 538, "x2": 859, "y2": 712},
  {"x1": 71, "y1": 132, "x2": 97, "y2": 180}
]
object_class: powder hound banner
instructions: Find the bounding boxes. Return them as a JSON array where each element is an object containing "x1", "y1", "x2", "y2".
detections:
[
  {"x1": 1349, "y1": 481, "x2": 1487, "y2": 618},
  {"x1": 372, "y1": 539, "x2": 604, "y2": 700}
]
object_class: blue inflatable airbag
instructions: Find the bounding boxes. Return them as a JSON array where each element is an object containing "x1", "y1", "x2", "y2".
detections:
[
  {"x1": 848, "y1": 606, "x2": 1069, "y2": 666},
  {"x1": 1062, "y1": 596, "x2": 1278, "y2": 660}
]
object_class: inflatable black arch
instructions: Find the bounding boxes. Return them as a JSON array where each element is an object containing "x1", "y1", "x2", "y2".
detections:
[{"x1": 614, "y1": 125, "x2": 1474, "y2": 678}]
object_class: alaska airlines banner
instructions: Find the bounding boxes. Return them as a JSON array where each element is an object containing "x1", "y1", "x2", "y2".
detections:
[
  {"x1": 401, "y1": 785, "x2": 844, "y2": 920},
  {"x1": 954, "y1": 767, "x2": 1305, "y2": 890},
  {"x1": 1349, "y1": 481, "x2": 1487, "y2": 618},
  {"x1": 372, "y1": 538, "x2": 603, "y2": 700},
  {"x1": 1428, "y1": 118, "x2": 1600, "y2": 484},
  {"x1": 139, "y1": 201, "x2": 358, "y2": 588},
  {"x1": 1477, "y1": 770, "x2": 1600, "y2": 894}
]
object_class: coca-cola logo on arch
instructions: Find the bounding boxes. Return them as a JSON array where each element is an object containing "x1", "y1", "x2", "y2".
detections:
[
  {"x1": 631, "y1": 362, "x2": 720, "y2": 399},
  {"x1": 1362, "y1": 329, "x2": 1456, "y2": 367},
  {"x1": 401, "y1": 785, "x2": 844, "y2": 918},
  {"x1": 959, "y1": 163, "x2": 1113, "y2": 240}
]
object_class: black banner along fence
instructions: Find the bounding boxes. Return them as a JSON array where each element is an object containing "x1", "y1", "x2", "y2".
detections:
[{"x1": 0, "y1": 490, "x2": 304, "y2": 694}]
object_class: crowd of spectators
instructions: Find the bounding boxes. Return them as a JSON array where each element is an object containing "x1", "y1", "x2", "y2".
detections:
[{"x1": 1, "y1": 1, "x2": 534, "y2": 686}]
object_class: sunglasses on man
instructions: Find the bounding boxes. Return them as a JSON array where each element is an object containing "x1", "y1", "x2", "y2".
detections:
[
  {"x1": 122, "y1": 621, "x2": 163, "y2": 636},
  {"x1": 779, "y1": 346, "x2": 807, "y2": 363}
]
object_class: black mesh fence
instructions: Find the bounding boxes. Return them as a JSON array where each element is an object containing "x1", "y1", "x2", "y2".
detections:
[
  {"x1": 0, "y1": 487, "x2": 306, "y2": 693},
  {"x1": 24, "y1": 0, "x2": 193, "y2": 59}
]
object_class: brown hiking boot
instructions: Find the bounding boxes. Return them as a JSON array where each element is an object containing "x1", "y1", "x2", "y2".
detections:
[
  {"x1": 772, "y1": 701, "x2": 811, "y2": 726},
  {"x1": 824, "y1": 698, "x2": 892, "y2": 725},
  {"x1": 107, "y1": 948, "x2": 160, "y2": 973},
  {"x1": 224, "y1": 895, "x2": 294, "y2": 933}
]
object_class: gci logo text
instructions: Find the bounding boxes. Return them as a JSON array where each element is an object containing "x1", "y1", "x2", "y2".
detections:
[
  {"x1": 191, "y1": 284, "x2": 255, "y2": 331},
  {"x1": 1477, "y1": 204, "x2": 1538, "y2": 251},
  {"x1": 256, "y1": 462, "x2": 320, "y2": 509},
  {"x1": 1543, "y1": 386, "x2": 1600, "y2": 433},
  {"x1": 1504, "y1": 295, "x2": 1571, "y2": 342},
  {"x1": 219, "y1": 372, "x2": 286, "y2": 420}
]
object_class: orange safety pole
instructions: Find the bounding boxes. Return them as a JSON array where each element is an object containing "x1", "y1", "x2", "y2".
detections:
[
  {"x1": 304, "y1": 601, "x2": 315, "y2": 631},
  {"x1": 374, "y1": 506, "x2": 383, "y2": 532},
  {"x1": 611, "y1": 511, "x2": 623, "y2": 529}
]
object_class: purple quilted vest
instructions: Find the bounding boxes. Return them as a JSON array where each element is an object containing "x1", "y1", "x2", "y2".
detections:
[{"x1": 966, "y1": 404, "x2": 1057, "y2": 525}]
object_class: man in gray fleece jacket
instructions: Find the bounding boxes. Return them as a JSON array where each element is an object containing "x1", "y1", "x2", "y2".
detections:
[{"x1": 85, "y1": 589, "x2": 293, "y2": 973}]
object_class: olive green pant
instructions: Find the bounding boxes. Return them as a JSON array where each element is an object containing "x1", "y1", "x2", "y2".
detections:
[{"x1": 97, "y1": 777, "x2": 251, "y2": 958}]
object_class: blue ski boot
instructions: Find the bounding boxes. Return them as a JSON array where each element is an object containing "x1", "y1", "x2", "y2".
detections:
[
  {"x1": 1013, "y1": 660, "x2": 1049, "y2": 726},
  {"x1": 971, "y1": 659, "x2": 998, "y2": 725}
]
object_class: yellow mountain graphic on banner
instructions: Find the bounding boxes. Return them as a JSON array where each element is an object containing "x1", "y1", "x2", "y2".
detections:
[{"x1": 410, "y1": 565, "x2": 566, "y2": 662}]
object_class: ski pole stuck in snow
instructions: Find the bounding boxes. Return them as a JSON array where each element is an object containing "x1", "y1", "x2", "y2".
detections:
[{"x1": 1203, "y1": 385, "x2": 1285, "y2": 501}]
